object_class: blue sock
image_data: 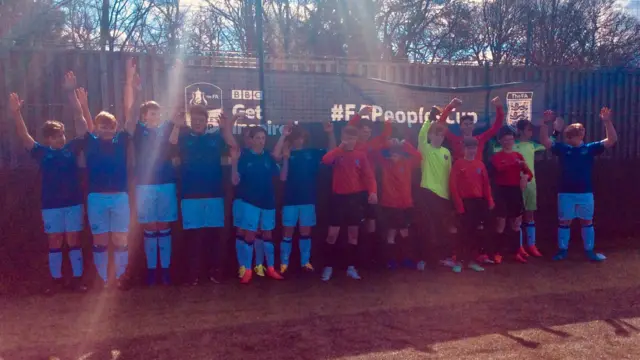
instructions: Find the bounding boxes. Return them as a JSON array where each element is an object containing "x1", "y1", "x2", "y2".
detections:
[
  {"x1": 143, "y1": 230, "x2": 158, "y2": 269},
  {"x1": 558, "y1": 225, "x2": 570, "y2": 250},
  {"x1": 114, "y1": 245, "x2": 128, "y2": 279},
  {"x1": 93, "y1": 245, "x2": 108, "y2": 282},
  {"x1": 281, "y1": 237, "x2": 293, "y2": 266},
  {"x1": 525, "y1": 222, "x2": 536, "y2": 247},
  {"x1": 243, "y1": 240, "x2": 254, "y2": 269},
  {"x1": 236, "y1": 237, "x2": 245, "y2": 267},
  {"x1": 158, "y1": 229, "x2": 172, "y2": 269},
  {"x1": 582, "y1": 224, "x2": 595, "y2": 251},
  {"x1": 48, "y1": 248, "x2": 63, "y2": 279},
  {"x1": 68, "y1": 246, "x2": 84, "y2": 277},
  {"x1": 518, "y1": 229, "x2": 523, "y2": 248},
  {"x1": 299, "y1": 237, "x2": 311, "y2": 266},
  {"x1": 254, "y1": 238, "x2": 265, "y2": 267},
  {"x1": 263, "y1": 239, "x2": 275, "y2": 267}
]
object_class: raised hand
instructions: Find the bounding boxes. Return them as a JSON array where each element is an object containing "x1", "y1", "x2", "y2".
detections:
[
  {"x1": 76, "y1": 88, "x2": 89, "y2": 107},
  {"x1": 282, "y1": 124, "x2": 293, "y2": 137},
  {"x1": 323, "y1": 121, "x2": 334, "y2": 133},
  {"x1": 599, "y1": 107, "x2": 612, "y2": 122},
  {"x1": 553, "y1": 117, "x2": 565, "y2": 132},
  {"x1": 450, "y1": 98, "x2": 463, "y2": 108},
  {"x1": 491, "y1": 96, "x2": 502, "y2": 107},
  {"x1": 9, "y1": 93, "x2": 22, "y2": 113},
  {"x1": 171, "y1": 110, "x2": 186, "y2": 127},
  {"x1": 359, "y1": 105, "x2": 373, "y2": 117},
  {"x1": 63, "y1": 71, "x2": 77, "y2": 91},
  {"x1": 543, "y1": 110, "x2": 555, "y2": 123}
]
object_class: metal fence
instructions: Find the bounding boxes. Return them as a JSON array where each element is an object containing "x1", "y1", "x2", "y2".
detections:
[{"x1": 1, "y1": 49, "x2": 639, "y2": 169}]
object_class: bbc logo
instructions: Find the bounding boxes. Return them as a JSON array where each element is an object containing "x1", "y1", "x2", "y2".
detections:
[{"x1": 232, "y1": 90, "x2": 262, "y2": 100}]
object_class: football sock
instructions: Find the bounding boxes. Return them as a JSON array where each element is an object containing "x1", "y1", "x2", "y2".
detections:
[
  {"x1": 48, "y1": 248, "x2": 63, "y2": 279},
  {"x1": 263, "y1": 238, "x2": 275, "y2": 267},
  {"x1": 235, "y1": 236, "x2": 245, "y2": 267},
  {"x1": 525, "y1": 222, "x2": 536, "y2": 247},
  {"x1": 558, "y1": 225, "x2": 571, "y2": 250},
  {"x1": 143, "y1": 230, "x2": 158, "y2": 269},
  {"x1": 243, "y1": 240, "x2": 254, "y2": 269},
  {"x1": 158, "y1": 229, "x2": 172, "y2": 269},
  {"x1": 280, "y1": 237, "x2": 293, "y2": 266},
  {"x1": 299, "y1": 237, "x2": 312, "y2": 266},
  {"x1": 323, "y1": 241, "x2": 335, "y2": 268},
  {"x1": 114, "y1": 245, "x2": 129, "y2": 279},
  {"x1": 92, "y1": 245, "x2": 108, "y2": 282},
  {"x1": 347, "y1": 243, "x2": 358, "y2": 268},
  {"x1": 68, "y1": 246, "x2": 84, "y2": 277},
  {"x1": 254, "y1": 238, "x2": 265, "y2": 266},
  {"x1": 581, "y1": 224, "x2": 595, "y2": 251}
]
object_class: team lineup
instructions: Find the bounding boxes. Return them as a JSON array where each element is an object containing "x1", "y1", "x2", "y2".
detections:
[{"x1": 8, "y1": 58, "x2": 618, "y2": 293}]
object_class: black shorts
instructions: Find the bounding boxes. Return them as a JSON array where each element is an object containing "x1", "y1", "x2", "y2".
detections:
[
  {"x1": 328, "y1": 192, "x2": 366, "y2": 227},
  {"x1": 494, "y1": 185, "x2": 524, "y2": 218},
  {"x1": 382, "y1": 207, "x2": 412, "y2": 229}
]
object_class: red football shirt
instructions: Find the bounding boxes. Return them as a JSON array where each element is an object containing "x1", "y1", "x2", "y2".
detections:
[
  {"x1": 449, "y1": 158, "x2": 495, "y2": 214},
  {"x1": 322, "y1": 147, "x2": 377, "y2": 195},
  {"x1": 371, "y1": 142, "x2": 422, "y2": 209},
  {"x1": 490, "y1": 150, "x2": 533, "y2": 186}
]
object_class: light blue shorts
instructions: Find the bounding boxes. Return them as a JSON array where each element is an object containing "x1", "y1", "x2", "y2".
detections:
[
  {"x1": 42, "y1": 204, "x2": 84, "y2": 234},
  {"x1": 88, "y1": 192, "x2": 130, "y2": 234},
  {"x1": 233, "y1": 199, "x2": 243, "y2": 228},
  {"x1": 237, "y1": 201, "x2": 276, "y2": 232},
  {"x1": 136, "y1": 183, "x2": 178, "y2": 224},
  {"x1": 282, "y1": 204, "x2": 316, "y2": 227},
  {"x1": 558, "y1": 193, "x2": 594, "y2": 221},
  {"x1": 181, "y1": 197, "x2": 225, "y2": 229}
]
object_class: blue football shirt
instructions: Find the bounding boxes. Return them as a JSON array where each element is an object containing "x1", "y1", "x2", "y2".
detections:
[
  {"x1": 178, "y1": 128, "x2": 226, "y2": 199},
  {"x1": 236, "y1": 150, "x2": 279, "y2": 209},
  {"x1": 552, "y1": 141, "x2": 605, "y2": 193},
  {"x1": 283, "y1": 148, "x2": 326, "y2": 206},
  {"x1": 133, "y1": 121, "x2": 176, "y2": 185},
  {"x1": 31, "y1": 139, "x2": 84, "y2": 209},
  {"x1": 84, "y1": 131, "x2": 129, "y2": 193}
]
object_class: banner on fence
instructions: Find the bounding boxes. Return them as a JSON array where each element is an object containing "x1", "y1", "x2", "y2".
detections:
[{"x1": 178, "y1": 69, "x2": 545, "y2": 142}]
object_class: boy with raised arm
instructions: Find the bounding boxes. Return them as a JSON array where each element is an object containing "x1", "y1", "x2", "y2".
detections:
[
  {"x1": 169, "y1": 107, "x2": 238, "y2": 285},
  {"x1": 416, "y1": 101, "x2": 455, "y2": 270},
  {"x1": 449, "y1": 138, "x2": 495, "y2": 273},
  {"x1": 231, "y1": 126, "x2": 288, "y2": 284},
  {"x1": 9, "y1": 88, "x2": 86, "y2": 294},
  {"x1": 539, "y1": 108, "x2": 617, "y2": 262},
  {"x1": 320, "y1": 126, "x2": 377, "y2": 282},
  {"x1": 123, "y1": 58, "x2": 178, "y2": 286},
  {"x1": 490, "y1": 127, "x2": 533, "y2": 264},
  {"x1": 274, "y1": 122, "x2": 336, "y2": 274},
  {"x1": 438, "y1": 97, "x2": 505, "y2": 161},
  {"x1": 371, "y1": 139, "x2": 422, "y2": 270},
  {"x1": 65, "y1": 72, "x2": 131, "y2": 289}
]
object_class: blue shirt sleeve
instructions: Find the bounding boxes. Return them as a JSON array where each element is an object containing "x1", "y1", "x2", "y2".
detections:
[
  {"x1": 30, "y1": 142, "x2": 47, "y2": 161},
  {"x1": 587, "y1": 141, "x2": 606, "y2": 156}
]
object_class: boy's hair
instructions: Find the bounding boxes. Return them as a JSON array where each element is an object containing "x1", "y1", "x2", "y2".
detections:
[
  {"x1": 342, "y1": 125, "x2": 359, "y2": 137},
  {"x1": 463, "y1": 137, "x2": 479, "y2": 148},
  {"x1": 428, "y1": 122, "x2": 447, "y2": 137},
  {"x1": 248, "y1": 126, "x2": 267, "y2": 138},
  {"x1": 94, "y1": 111, "x2": 117, "y2": 127},
  {"x1": 428, "y1": 106, "x2": 443, "y2": 122},
  {"x1": 286, "y1": 125, "x2": 308, "y2": 143},
  {"x1": 140, "y1": 101, "x2": 160, "y2": 117},
  {"x1": 515, "y1": 119, "x2": 532, "y2": 133},
  {"x1": 460, "y1": 115, "x2": 475, "y2": 124},
  {"x1": 564, "y1": 123, "x2": 585, "y2": 139},
  {"x1": 356, "y1": 118, "x2": 373, "y2": 129},
  {"x1": 189, "y1": 105, "x2": 208, "y2": 119},
  {"x1": 42, "y1": 120, "x2": 65, "y2": 138},
  {"x1": 498, "y1": 125, "x2": 516, "y2": 139}
]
